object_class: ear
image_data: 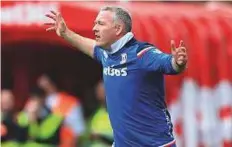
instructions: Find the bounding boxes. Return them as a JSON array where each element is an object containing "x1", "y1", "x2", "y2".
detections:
[{"x1": 115, "y1": 24, "x2": 123, "y2": 36}]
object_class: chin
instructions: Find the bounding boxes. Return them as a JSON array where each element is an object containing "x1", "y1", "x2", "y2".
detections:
[{"x1": 96, "y1": 42, "x2": 102, "y2": 46}]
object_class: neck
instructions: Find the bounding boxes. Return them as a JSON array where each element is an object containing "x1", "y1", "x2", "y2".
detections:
[
  {"x1": 107, "y1": 32, "x2": 134, "y2": 54},
  {"x1": 103, "y1": 34, "x2": 125, "y2": 49},
  {"x1": 46, "y1": 86, "x2": 58, "y2": 95}
]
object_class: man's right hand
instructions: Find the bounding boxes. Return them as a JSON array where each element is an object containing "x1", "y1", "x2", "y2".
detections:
[
  {"x1": 44, "y1": 11, "x2": 95, "y2": 58},
  {"x1": 45, "y1": 11, "x2": 67, "y2": 37}
]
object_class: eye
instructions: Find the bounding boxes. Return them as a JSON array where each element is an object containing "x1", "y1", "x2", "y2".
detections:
[{"x1": 98, "y1": 21, "x2": 104, "y2": 25}]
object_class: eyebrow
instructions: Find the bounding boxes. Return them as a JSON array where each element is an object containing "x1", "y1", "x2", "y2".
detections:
[
  {"x1": 94, "y1": 20, "x2": 104, "y2": 24},
  {"x1": 95, "y1": 20, "x2": 100, "y2": 23}
]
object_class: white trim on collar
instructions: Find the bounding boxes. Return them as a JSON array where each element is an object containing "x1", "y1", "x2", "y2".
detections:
[{"x1": 107, "y1": 32, "x2": 134, "y2": 54}]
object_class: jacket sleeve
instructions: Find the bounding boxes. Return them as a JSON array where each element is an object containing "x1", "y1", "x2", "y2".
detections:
[{"x1": 137, "y1": 46, "x2": 178, "y2": 75}]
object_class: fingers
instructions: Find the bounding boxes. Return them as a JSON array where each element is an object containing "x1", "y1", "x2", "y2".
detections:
[
  {"x1": 176, "y1": 48, "x2": 187, "y2": 58},
  {"x1": 177, "y1": 52, "x2": 186, "y2": 56},
  {"x1": 45, "y1": 11, "x2": 59, "y2": 32},
  {"x1": 178, "y1": 41, "x2": 187, "y2": 52},
  {"x1": 176, "y1": 47, "x2": 186, "y2": 53},
  {"x1": 45, "y1": 14, "x2": 56, "y2": 21},
  {"x1": 176, "y1": 51, "x2": 188, "y2": 66},
  {"x1": 179, "y1": 40, "x2": 185, "y2": 47},
  {"x1": 172, "y1": 40, "x2": 188, "y2": 66},
  {"x1": 171, "y1": 40, "x2": 187, "y2": 54},
  {"x1": 171, "y1": 40, "x2": 176, "y2": 52},
  {"x1": 176, "y1": 55, "x2": 187, "y2": 66},
  {"x1": 45, "y1": 11, "x2": 65, "y2": 36},
  {"x1": 45, "y1": 11, "x2": 60, "y2": 21},
  {"x1": 56, "y1": 13, "x2": 63, "y2": 22},
  {"x1": 46, "y1": 26, "x2": 55, "y2": 32},
  {"x1": 44, "y1": 22, "x2": 55, "y2": 26},
  {"x1": 177, "y1": 52, "x2": 187, "y2": 60},
  {"x1": 50, "y1": 10, "x2": 57, "y2": 16}
]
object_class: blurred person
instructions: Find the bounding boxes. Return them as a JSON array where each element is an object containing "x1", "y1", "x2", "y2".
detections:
[
  {"x1": 45, "y1": 6, "x2": 187, "y2": 147},
  {"x1": 1, "y1": 89, "x2": 14, "y2": 115},
  {"x1": 17, "y1": 86, "x2": 68, "y2": 147},
  {"x1": 1, "y1": 89, "x2": 27, "y2": 147},
  {"x1": 89, "y1": 80, "x2": 113, "y2": 147},
  {"x1": 37, "y1": 72, "x2": 85, "y2": 147}
]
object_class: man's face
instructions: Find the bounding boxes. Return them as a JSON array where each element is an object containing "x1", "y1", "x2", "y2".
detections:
[
  {"x1": 26, "y1": 97, "x2": 43, "y2": 114},
  {"x1": 93, "y1": 10, "x2": 117, "y2": 49},
  {"x1": 37, "y1": 75, "x2": 52, "y2": 91},
  {"x1": 1, "y1": 90, "x2": 14, "y2": 112}
]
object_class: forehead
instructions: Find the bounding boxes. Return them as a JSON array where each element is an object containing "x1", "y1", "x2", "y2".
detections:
[
  {"x1": 1, "y1": 90, "x2": 14, "y2": 99},
  {"x1": 95, "y1": 10, "x2": 114, "y2": 22},
  {"x1": 39, "y1": 75, "x2": 49, "y2": 81}
]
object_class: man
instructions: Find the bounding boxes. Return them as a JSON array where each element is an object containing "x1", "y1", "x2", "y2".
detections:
[
  {"x1": 1, "y1": 89, "x2": 27, "y2": 147},
  {"x1": 18, "y1": 86, "x2": 50, "y2": 147},
  {"x1": 37, "y1": 73, "x2": 86, "y2": 147},
  {"x1": 18, "y1": 86, "x2": 71, "y2": 147},
  {"x1": 45, "y1": 6, "x2": 187, "y2": 147},
  {"x1": 89, "y1": 80, "x2": 113, "y2": 147}
]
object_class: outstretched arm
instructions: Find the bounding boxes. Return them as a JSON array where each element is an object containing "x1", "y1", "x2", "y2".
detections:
[
  {"x1": 45, "y1": 11, "x2": 95, "y2": 58},
  {"x1": 138, "y1": 40, "x2": 188, "y2": 74}
]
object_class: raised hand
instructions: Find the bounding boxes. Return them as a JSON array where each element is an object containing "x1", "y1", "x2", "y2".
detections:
[
  {"x1": 171, "y1": 40, "x2": 188, "y2": 67},
  {"x1": 45, "y1": 11, "x2": 67, "y2": 37}
]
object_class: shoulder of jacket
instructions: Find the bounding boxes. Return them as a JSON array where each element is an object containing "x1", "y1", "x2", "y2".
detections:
[{"x1": 136, "y1": 42, "x2": 155, "y2": 58}]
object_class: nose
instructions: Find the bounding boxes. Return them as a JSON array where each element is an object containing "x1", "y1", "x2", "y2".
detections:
[{"x1": 92, "y1": 24, "x2": 98, "y2": 33}]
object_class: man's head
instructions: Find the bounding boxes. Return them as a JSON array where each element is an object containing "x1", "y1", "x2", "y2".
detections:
[
  {"x1": 1, "y1": 89, "x2": 15, "y2": 113},
  {"x1": 25, "y1": 86, "x2": 46, "y2": 116},
  {"x1": 93, "y1": 6, "x2": 132, "y2": 49},
  {"x1": 37, "y1": 72, "x2": 59, "y2": 94}
]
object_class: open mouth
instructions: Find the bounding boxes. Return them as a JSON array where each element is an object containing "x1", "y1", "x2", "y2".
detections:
[{"x1": 95, "y1": 34, "x2": 100, "y2": 40}]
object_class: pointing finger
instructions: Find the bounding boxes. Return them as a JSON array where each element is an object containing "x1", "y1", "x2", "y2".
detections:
[
  {"x1": 179, "y1": 40, "x2": 185, "y2": 47},
  {"x1": 171, "y1": 40, "x2": 176, "y2": 52}
]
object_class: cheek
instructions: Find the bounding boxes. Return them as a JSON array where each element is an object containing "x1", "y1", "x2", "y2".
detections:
[
  {"x1": 102, "y1": 32, "x2": 115, "y2": 42},
  {"x1": 101, "y1": 27, "x2": 115, "y2": 36}
]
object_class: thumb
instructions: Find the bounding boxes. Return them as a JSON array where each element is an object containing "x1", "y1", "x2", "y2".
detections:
[
  {"x1": 179, "y1": 40, "x2": 185, "y2": 47},
  {"x1": 171, "y1": 40, "x2": 176, "y2": 52}
]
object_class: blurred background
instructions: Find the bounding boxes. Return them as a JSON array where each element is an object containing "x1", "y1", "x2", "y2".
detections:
[{"x1": 1, "y1": 1, "x2": 232, "y2": 147}]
